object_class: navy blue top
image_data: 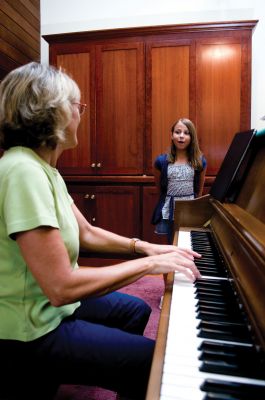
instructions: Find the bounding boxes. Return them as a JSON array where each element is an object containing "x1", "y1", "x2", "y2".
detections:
[{"x1": 151, "y1": 154, "x2": 207, "y2": 224}]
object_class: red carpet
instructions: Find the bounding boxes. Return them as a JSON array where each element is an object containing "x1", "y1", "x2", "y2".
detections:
[{"x1": 55, "y1": 275, "x2": 164, "y2": 400}]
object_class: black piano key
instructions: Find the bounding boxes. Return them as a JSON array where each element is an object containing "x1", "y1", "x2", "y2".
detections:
[
  {"x1": 196, "y1": 299, "x2": 242, "y2": 310},
  {"x1": 196, "y1": 283, "x2": 229, "y2": 288},
  {"x1": 200, "y1": 357, "x2": 264, "y2": 379},
  {"x1": 196, "y1": 303, "x2": 237, "y2": 312},
  {"x1": 193, "y1": 248, "x2": 213, "y2": 254},
  {"x1": 195, "y1": 287, "x2": 224, "y2": 294},
  {"x1": 198, "y1": 340, "x2": 255, "y2": 353},
  {"x1": 195, "y1": 280, "x2": 231, "y2": 290},
  {"x1": 196, "y1": 278, "x2": 231, "y2": 286},
  {"x1": 203, "y1": 393, "x2": 241, "y2": 400},
  {"x1": 198, "y1": 341, "x2": 265, "y2": 379},
  {"x1": 197, "y1": 321, "x2": 251, "y2": 338},
  {"x1": 196, "y1": 257, "x2": 221, "y2": 265},
  {"x1": 200, "y1": 379, "x2": 265, "y2": 399},
  {"x1": 199, "y1": 270, "x2": 227, "y2": 278},
  {"x1": 196, "y1": 295, "x2": 242, "y2": 307},
  {"x1": 196, "y1": 305, "x2": 233, "y2": 313},
  {"x1": 197, "y1": 327, "x2": 252, "y2": 343},
  {"x1": 195, "y1": 282, "x2": 234, "y2": 292},
  {"x1": 195, "y1": 291, "x2": 229, "y2": 300},
  {"x1": 195, "y1": 293, "x2": 232, "y2": 303},
  {"x1": 196, "y1": 256, "x2": 219, "y2": 262},
  {"x1": 195, "y1": 264, "x2": 220, "y2": 269},
  {"x1": 196, "y1": 299, "x2": 228, "y2": 307},
  {"x1": 197, "y1": 311, "x2": 240, "y2": 323},
  {"x1": 199, "y1": 352, "x2": 265, "y2": 378}
]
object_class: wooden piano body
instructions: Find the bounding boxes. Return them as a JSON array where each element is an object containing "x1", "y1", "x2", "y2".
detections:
[{"x1": 146, "y1": 129, "x2": 265, "y2": 400}]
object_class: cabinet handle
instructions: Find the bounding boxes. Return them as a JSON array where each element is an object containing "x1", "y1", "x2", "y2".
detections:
[
  {"x1": 97, "y1": 162, "x2": 101, "y2": 168},
  {"x1": 84, "y1": 194, "x2": 90, "y2": 199},
  {"x1": 91, "y1": 163, "x2": 96, "y2": 168},
  {"x1": 92, "y1": 217, "x2": 96, "y2": 222}
]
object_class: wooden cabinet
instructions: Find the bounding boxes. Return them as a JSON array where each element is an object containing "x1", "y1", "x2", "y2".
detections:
[
  {"x1": 43, "y1": 21, "x2": 256, "y2": 246},
  {"x1": 45, "y1": 21, "x2": 256, "y2": 179}
]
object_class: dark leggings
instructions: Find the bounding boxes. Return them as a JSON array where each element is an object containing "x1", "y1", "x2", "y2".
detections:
[{"x1": 0, "y1": 292, "x2": 154, "y2": 400}]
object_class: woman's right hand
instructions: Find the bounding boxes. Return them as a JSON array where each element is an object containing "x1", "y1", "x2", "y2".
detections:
[{"x1": 146, "y1": 251, "x2": 201, "y2": 282}]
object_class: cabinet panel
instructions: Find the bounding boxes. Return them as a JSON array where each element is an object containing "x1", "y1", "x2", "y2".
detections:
[
  {"x1": 196, "y1": 39, "x2": 244, "y2": 176},
  {"x1": 68, "y1": 184, "x2": 140, "y2": 238},
  {"x1": 146, "y1": 41, "x2": 193, "y2": 173},
  {"x1": 96, "y1": 43, "x2": 145, "y2": 174},
  {"x1": 54, "y1": 50, "x2": 96, "y2": 174},
  {"x1": 93, "y1": 186, "x2": 140, "y2": 236}
]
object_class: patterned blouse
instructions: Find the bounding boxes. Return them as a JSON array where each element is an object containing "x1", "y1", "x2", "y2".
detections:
[{"x1": 162, "y1": 163, "x2": 194, "y2": 219}]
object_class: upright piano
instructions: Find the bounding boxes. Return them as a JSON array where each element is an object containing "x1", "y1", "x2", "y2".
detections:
[{"x1": 146, "y1": 129, "x2": 265, "y2": 400}]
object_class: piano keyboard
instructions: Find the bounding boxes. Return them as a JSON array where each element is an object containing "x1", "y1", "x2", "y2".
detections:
[{"x1": 160, "y1": 230, "x2": 265, "y2": 400}]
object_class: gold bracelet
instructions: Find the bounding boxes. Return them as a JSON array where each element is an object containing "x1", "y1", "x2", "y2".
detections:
[{"x1": 130, "y1": 238, "x2": 140, "y2": 254}]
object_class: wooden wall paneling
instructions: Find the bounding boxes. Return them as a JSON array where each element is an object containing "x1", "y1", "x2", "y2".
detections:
[
  {"x1": 54, "y1": 47, "x2": 96, "y2": 174},
  {"x1": 196, "y1": 37, "x2": 245, "y2": 176},
  {"x1": 145, "y1": 40, "x2": 195, "y2": 174},
  {"x1": 96, "y1": 42, "x2": 145, "y2": 175},
  {"x1": 0, "y1": 0, "x2": 40, "y2": 79}
]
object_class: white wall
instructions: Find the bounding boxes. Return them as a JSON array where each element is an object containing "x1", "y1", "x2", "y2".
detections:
[{"x1": 41, "y1": 0, "x2": 265, "y2": 130}]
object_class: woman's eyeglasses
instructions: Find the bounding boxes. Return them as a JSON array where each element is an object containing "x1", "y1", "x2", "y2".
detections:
[{"x1": 72, "y1": 102, "x2": 87, "y2": 116}]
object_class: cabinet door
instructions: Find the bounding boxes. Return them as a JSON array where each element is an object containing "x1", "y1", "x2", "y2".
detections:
[
  {"x1": 68, "y1": 184, "x2": 140, "y2": 238},
  {"x1": 93, "y1": 186, "x2": 140, "y2": 237},
  {"x1": 196, "y1": 36, "x2": 251, "y2": 176},
  {"x1": 68, "y1": 187, "x2": 96, "y2": 224},
  {"x1": 145, "y1": 40, "x2": 194, "y2": 174},
  {"x1": 51, "y1": 46, "x2": 96, "y2": 175},
  {"x1": 96, "y1": 43, "x2": 145, "y2": 175}
]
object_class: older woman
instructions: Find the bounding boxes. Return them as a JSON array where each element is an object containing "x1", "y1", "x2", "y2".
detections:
[{"x1": 0, "y1": 62, "x2": 201, "y2": 400}]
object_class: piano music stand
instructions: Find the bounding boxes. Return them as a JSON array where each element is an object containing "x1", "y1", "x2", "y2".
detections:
[{"x1": 210, "y1": 129, "x2": 256, "y2": 203}]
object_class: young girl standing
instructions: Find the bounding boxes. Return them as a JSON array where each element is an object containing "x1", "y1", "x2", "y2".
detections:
[
  {"x1": 151, "y1": 118, "x2": 206, "y2": 308},
  {"x1": 151, "y1": 117, "x2": 207, "y2": 245}
]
